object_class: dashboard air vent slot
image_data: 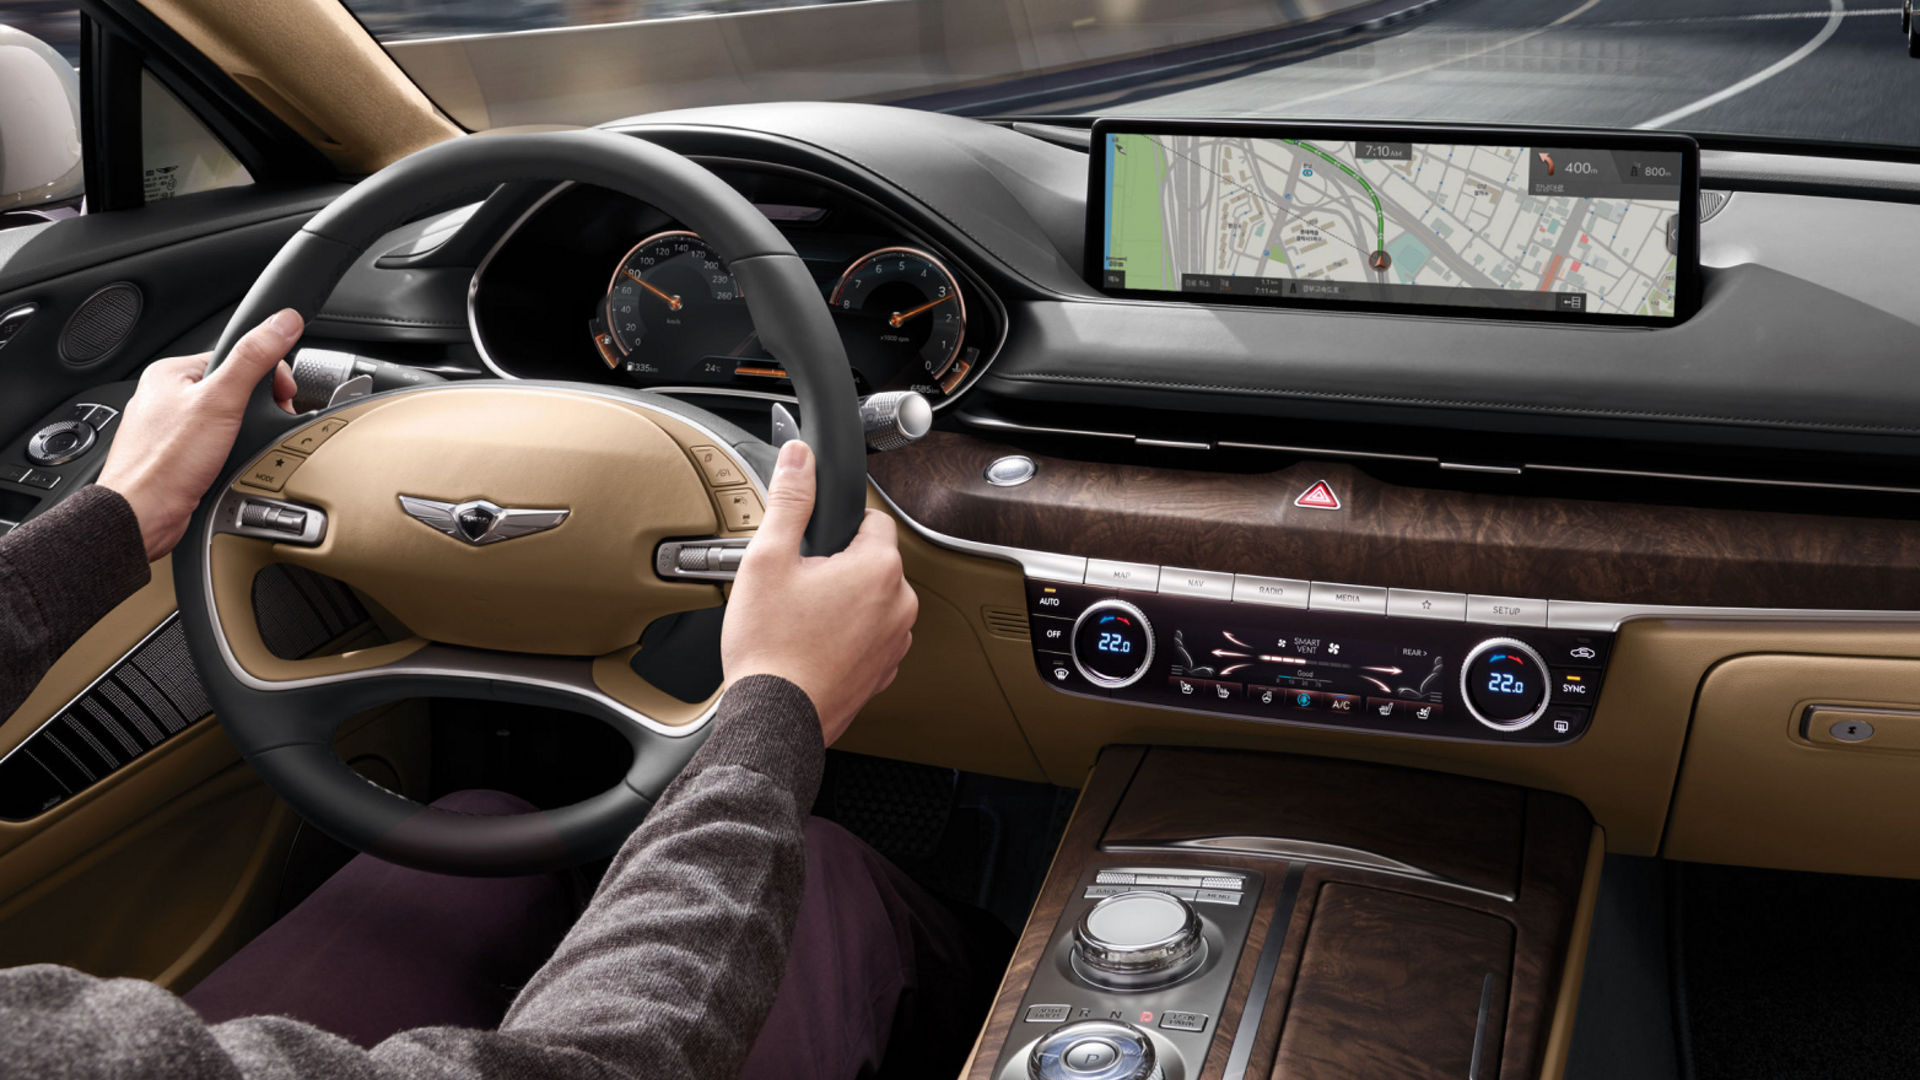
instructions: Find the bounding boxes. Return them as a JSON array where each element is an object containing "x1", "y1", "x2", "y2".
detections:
[{"x1": 983, "y1": 606, "x2": 1031, "y2": 641}]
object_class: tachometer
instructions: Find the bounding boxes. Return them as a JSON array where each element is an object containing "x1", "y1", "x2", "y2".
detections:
[
  {"x1": 829, "y1": 247, "x2": 968, "y2": 395},
  {"x1": 598, "y1": 230, "x2": 755, "y2": 382}
]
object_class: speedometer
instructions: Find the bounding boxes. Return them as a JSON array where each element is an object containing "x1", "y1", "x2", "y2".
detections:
[
  {"x1": 829, "y1": 247, "x2": 969, "y2": 396},
  {"x1": 599, "y1": 230, "x2": 755, "y2": 382}
]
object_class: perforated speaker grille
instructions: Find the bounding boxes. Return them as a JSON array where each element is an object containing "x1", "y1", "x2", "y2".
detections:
[{"x1": 59, "y1": 282, "x2": 142, "y2": 365}]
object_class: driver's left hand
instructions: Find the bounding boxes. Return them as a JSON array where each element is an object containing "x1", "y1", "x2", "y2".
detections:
[{"x1": 96, "y1": 310, "x2": 303, "y2": 561}]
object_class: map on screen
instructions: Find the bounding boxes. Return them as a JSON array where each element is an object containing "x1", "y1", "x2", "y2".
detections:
[{"x1": 1099, "y1": 131, "x2": 1684, "y2": 319}]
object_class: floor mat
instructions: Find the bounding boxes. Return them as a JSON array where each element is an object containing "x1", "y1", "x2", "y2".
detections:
[{"x1": 1678, "y1": 862, "x2": 1920, "y2": 1080}]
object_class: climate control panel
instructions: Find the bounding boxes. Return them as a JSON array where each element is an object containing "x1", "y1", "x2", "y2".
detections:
[{"x1": 1029, "y1": 580, "x2": 1611, "y2": 743}]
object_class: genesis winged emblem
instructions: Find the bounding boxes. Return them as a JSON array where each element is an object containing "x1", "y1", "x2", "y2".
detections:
[{"x1": 397, "y1": 496, "x2": 569, "y2": 546}]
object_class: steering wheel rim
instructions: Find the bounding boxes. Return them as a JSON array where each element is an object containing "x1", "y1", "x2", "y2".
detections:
[{"x1": 172, "y1": 131, "x2": 865, "y2": 875}]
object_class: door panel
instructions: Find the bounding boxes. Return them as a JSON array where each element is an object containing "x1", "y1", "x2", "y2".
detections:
[{"x1": 0, "y1": 181, "x2": 442, "y2": 985}]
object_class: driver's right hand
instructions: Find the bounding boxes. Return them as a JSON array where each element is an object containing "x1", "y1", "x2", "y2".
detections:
[{"x1": 720, "y1": 440, "x2": 918, "y2": 746}]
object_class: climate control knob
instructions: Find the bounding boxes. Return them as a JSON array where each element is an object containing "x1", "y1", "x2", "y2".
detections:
[
  {"x1": 1461, "y1": 637, "x2": 1551, "y2": 731},
  {"x1": 1070, "y1": 600, "x2": 1155, "y2": 689}
]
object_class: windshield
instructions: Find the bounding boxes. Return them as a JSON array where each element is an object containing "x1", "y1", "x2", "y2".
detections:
[{"x1": 335, "y1": 0, "x2": 1913, "y2": 152}]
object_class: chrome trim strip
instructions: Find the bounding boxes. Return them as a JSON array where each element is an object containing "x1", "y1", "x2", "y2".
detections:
[
  {"x1": 1545, "y1": 599, "x2": 1920, "y2": 632},
  {"x1": 1107, "y1": 836, "x2": 1515, "y2": 903},
  {"x1": 201, "y1": 384, "x2": 763, "y2": 739},
  {"x1": 467, "y1": 182, "x2": 574, "y2": 381},
  {"x1": 869, "y1": 480, "x2": 1085, "y2": 583},
  {"x1": 1222, "y1": 862, "x2": 1303, "y2": 1080},
  {"x1": 1468, "y1": 972, "x2": 1496, "y2": 1080},
  {"x1": 1527, "y1": 460, "x2": 1920, "y2": 498},
  {"x1": 1203, "y1": 438, "x2": 1439, "y2": 463},
  {"x1": 1135, "y1": 437, "x2": 1210, "y2": 450},
  {"x1": 0, "y1": 613, "x2": 185, "y2": 780},
  {"x1": 958, "y1": 411, "x2": 1135, "y2": 442},
  {"x1": 1440, "y1": 461, "x2": 1523, "y2": 475}
]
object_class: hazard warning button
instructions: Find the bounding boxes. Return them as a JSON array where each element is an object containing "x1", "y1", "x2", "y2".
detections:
[{"x1": 1294, "y1": 479, "x2": 1341, "y2": 510}]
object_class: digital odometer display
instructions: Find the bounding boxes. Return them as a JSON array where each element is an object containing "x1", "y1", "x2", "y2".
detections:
[{"x1": 1089, "y1": 120, "x2": 1698, "y2": 325}]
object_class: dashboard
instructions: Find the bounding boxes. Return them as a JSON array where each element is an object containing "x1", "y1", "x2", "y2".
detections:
[{"x1": 467, "y1": 162, "x2": 1006, "y2": 406}]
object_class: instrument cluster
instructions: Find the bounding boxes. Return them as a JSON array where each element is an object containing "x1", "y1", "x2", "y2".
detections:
[{"x1": 469, "y1": 166, "x2": 1002, "y2": 404}]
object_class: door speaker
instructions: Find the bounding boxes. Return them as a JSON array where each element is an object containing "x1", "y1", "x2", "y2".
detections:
[{"x1": 59, "y1": 281, "x2": 143, "y2": 365}]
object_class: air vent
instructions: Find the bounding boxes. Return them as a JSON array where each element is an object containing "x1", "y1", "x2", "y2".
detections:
[
  {"x1": 982, "y1": 606, "x2": 1031, "y2": 641},
  {"x1": 59, "y1": 282, "x2": 142, "y2": 366}
]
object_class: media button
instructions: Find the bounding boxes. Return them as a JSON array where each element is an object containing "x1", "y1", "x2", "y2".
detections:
[{"x1": 1310, "y1": 582, "x2": 1388, "y2": 616}]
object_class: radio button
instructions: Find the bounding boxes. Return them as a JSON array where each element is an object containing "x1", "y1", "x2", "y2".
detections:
[
  {"x1": 1232, "y1": 574, "x2": 1311, "y2": 608},
  {"x1": 1467, "y1": 594, "x2": 1548, "y2": 627},
  {"x1": 1388, "y1": 589, "x2": 1467, "y2": 622},
  {"x1": 1310, "y1": 582, "x2": 1388, "y2": 616},
  {"x1": 1158, "y1": 566, "x2": 1234, "y2": 600},
  {"x1": 1085, "y1": 559, "x2": 1161, "y2": 592}
]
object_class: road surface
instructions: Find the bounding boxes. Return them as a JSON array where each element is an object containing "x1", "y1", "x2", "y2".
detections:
[{"x1": 1034, "y1": 0, "x2": 1918, "y2": 151}]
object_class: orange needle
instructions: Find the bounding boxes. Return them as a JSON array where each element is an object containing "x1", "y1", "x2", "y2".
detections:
[
  {"x1": 624, "y1": 268, "x2": 682, "y2": 311},
  {"x1": 887, "y1": 292, "x2": 954, "y2": 328}
]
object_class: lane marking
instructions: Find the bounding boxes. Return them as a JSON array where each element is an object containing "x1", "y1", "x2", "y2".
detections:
[
  {"x1": 1594, "y1": 7, "x2": 1891, "y2": 28},
  {"x1": 1262, "y1": 0, "x2": 1605, "y2": 112},
  {"x1": 1636, "y1": 0, "x2": 1847, "y2": 129}
]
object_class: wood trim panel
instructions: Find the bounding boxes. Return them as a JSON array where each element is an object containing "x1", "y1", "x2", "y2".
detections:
[
  {"x1": 869, "y1": 432, "x2": 1920, "y2": 610},
  {"x1": 964, "y1": 747, "x2": 1593, "y2": 1080},
  {"x1": 1102, "y1": 748, "x2": 1526, "y2": 899}
]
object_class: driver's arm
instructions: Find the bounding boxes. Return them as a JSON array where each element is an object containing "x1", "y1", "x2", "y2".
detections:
[
  {"x1": 0, "y1": 313, "x2": 300, "y2": 718},
  {"x1": 0, "y1": 438, "x2": 919, "y2": 1080}
]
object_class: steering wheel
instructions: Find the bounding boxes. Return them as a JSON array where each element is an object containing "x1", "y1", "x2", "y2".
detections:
[{"x1": 172, "y1": 131, "x2": 865, "y2": 876}]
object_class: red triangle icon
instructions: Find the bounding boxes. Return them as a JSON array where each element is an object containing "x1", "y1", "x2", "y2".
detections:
[{"x1": 1294, "y1": 480, "x2": 1341, "y2": 510}]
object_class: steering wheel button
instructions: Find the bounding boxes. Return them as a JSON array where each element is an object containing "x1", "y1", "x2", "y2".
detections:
[
  {"x1": 237, "y1": 449, "x2": 306, "y2": 492},
  {"x1": 280, "y1": 418, "x2": 348, "y2": 455},
  {"x1": 716, "y1": 488, "x2": 764, "y2": 530},
  {"x1": 690, "y1": 444, "x2": 746, "y2": 487}
]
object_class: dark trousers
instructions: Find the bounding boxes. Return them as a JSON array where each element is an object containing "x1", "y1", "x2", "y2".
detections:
[{"x1": 186, "y1": 791, "x2": 985, "y2": 1079}]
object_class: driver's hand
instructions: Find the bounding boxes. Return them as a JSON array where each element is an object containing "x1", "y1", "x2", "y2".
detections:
[
  {"x1": 97, "y1": 310, "x2": 303, "y2": 561},
  {"x1": 721, "y1": 440, "x2": 917, "y2": 746}
]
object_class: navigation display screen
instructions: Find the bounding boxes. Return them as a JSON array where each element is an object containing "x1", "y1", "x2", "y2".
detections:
[{"x1": 1089, "y1": 121, "x2": 1699, "y2": 325}]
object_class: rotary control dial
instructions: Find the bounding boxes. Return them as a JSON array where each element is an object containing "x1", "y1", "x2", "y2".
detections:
[
  {"x1": 1071, "y1": 890, "x2": 1206, "y2": 990},
  {"x1": 1070, "y1": 600, "x2": 1155, "y2": 689},
  {"x1": 1460, "y1": 637, "x2": 1551, "y2": 731}
]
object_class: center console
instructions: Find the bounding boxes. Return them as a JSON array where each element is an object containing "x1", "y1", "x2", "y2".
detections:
[{"x1": 969, "y1": 747, "x2": 1595, "y2": 1080}]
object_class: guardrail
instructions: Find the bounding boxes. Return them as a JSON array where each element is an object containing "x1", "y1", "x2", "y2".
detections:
[{"x1": 386, "y1": 0, "x2": 1382, "y2": 128}]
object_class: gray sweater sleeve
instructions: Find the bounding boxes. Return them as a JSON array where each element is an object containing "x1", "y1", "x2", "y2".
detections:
[
  {"x1": 0, "y1": 673, "x2": 826, "y2": 1080},
  {"x1": 0, "y1": 485, "x2": 152, "y2": 719}
]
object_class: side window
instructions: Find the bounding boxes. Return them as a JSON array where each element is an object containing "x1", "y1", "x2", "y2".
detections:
[
  {"x1": 0, "y1": 14, "x2": 83, "y2": 224},
  {"x1": 140, "y1": 69, "x2": 249, "y2": 202}
]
